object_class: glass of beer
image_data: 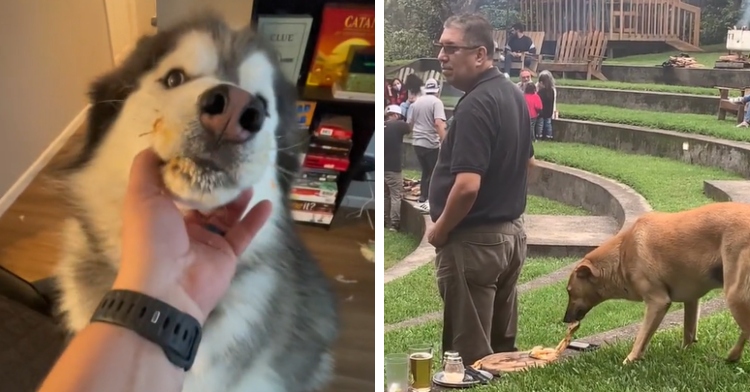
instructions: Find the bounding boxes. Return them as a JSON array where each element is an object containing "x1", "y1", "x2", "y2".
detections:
[{"x1": 408, "y1": 343, "x2": 433, "y2": 391}]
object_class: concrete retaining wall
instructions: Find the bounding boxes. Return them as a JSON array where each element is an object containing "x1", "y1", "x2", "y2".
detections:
[
  {"x1": 556, "y1": 86, "x2": 717, "y2": 115},
  {"x1": 553, "y1": 119, "x2": 750, "y2": 178},
  {"x1": 597, "y1": 65, "x2": 750, "y2": 89}
]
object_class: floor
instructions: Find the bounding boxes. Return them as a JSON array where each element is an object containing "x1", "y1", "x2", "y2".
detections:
[{"x1": 0, "y1": 126, "x2": 376, "y2": 391}]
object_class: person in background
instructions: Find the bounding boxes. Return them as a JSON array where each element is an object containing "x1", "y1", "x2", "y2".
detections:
[
  {"x1": 431, "y1": 12, "x2": 534, "y2": 366},
  {"x1": 383, "y1": 104, "x2": 411, "y2": 231},
  {"x1": 401, "y1": 73, "x2": 425, "y2": 117},
  {"x1": 387, "y1": 78, "x2": 407, "y2": 106},
  {"x1": 503, "y1": 23, "x2": 536, "y2": 77},
  {"x1": 536, "y1": 70, "x2": 557, "y2": 140},
  {"x1": 729, "y1": 94, "x2": 750, "y2": 128},
  {"x1": 524, "y1": 82, "x2": 542, "y2": 141},
  {"x1": 407, "y1": 77, "x2": 446, "y2": 213},
  {"x1": 517, "y1": 68, "x2": 533, "y2": 91}
]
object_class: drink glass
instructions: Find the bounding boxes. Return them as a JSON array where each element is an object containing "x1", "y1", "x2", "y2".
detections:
[
  {"x1": 385, "y1": 353, "x2": 409, "y2": 392},
  {"x1": 442, "y1": 356, "x2": 465, "y2": 384},
  {"x1": 408, "y1": 344, "x2": 433, "y2": 392}
]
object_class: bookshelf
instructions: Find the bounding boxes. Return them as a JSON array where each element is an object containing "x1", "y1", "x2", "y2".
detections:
[{"x1": 251, "y1": 0, "x2": 375, "y2": 228}]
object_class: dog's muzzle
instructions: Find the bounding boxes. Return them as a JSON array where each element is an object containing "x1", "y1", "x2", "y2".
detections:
[
  {"x1": 198, "y1": 84, "x2": 266, "y2": 144},
  {"x1": 563, "y1": 306, "x2": 589, "y2": 323}
]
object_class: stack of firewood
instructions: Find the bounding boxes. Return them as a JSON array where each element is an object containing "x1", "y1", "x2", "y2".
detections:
[
  {"x1": 718, "y1": 53, "x2": 749, "y2": 63},
  {"x1": 662, "y1": 53, "x2": 704, "y2": 68},
  {"x1": 403, "y1": 179, "x2": 421, "y2": 199}
]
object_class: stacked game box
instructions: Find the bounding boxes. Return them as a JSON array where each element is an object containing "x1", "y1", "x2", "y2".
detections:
[{"x1": 291, "y1": 114, "x2": 353, "y2": 225}]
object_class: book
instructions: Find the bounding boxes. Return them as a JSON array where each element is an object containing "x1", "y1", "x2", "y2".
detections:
[
  {"x1": 314, "y1": 114, "x2": 354, "y2": 140},
  {"x1": 296, "y1": 100, "x2": 318, "y2": 129},
  {"x1": 299, "y1": 168, "x2": 339, "y2": 182},
  {"x1": 291, "y1": 209, "x2": 335, "y2": 225},
  {"x1": 256, "y1": 15, "x2": 313, "y2": 84},
  {"x1": 305, "y1": 4, "x2": 375, "y2": 87},
  {"x1": 291, "y1": 180, "x2": 338, "y2": 204}
]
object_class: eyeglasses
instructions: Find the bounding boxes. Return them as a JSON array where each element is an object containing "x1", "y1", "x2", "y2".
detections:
[{"x1": 433, "y1": 41, "x2": 482, "y2": 55}]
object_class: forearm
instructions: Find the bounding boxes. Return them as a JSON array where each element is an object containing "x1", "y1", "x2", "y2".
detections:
[
  {"x1": 435, "y1": 121, "x2": 446, "y2": 140},
  {"x1": 435, "y1": 183, "x2": 478, "y2": 234},
  {"x1": 39, "y1": 322, "x2": 185, "y2": 392}
]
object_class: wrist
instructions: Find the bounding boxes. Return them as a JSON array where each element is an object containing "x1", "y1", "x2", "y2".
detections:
[{"x1": 111, "y1": 276, "x2": 205, "y2": 325}]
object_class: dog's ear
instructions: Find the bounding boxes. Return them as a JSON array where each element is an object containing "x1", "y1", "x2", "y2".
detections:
[{"x1": 574, "y1": 259, "x2": 599, "y2": 279}]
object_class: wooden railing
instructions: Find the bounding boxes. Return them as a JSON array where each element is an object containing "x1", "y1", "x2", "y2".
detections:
[{"x1": 519, "y1": 0, "x2": 701, "y2": 47}]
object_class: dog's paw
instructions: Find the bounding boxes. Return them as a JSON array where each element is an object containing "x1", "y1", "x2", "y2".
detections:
[
  {"x1": 622, "y1": 354, "x2": 640, "y2": 365},
  {"x1": 726, "y1": 351, "x2": 742, "y2": 363}
]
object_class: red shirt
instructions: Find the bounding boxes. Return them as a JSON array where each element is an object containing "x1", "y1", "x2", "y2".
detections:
[
  {"x1": 525, "y1": 92, "x2": 543, "y2": 119},
  {"x1": 388, "y1": 87, "x2": 407, "y2": 105}
]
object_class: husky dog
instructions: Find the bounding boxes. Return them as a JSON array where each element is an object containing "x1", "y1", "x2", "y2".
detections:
[{"x1": 51, "y1": 12, "x2": 339, "y2": 392}]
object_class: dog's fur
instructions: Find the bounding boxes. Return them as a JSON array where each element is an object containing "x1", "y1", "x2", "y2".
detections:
[
  {"x1": 50, "y1": 13, "x2": 339, "y2": 392},
  {"x1": 564, "y1": 202, "x2": 750, "y2": 364}
]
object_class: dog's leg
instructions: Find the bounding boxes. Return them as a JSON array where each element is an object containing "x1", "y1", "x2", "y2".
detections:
[
  {"x1": 682, "y1": 300, "x2": 700, "y2": 348},
  {"x1": 725, "y1": 293, "x2": 750, "y2": 362},
  {"x1": 624, "y1": 295, "x2": 671, "y2": 364},
  {"x1": 724, "y1": 249, "x2": 750, "y2": 363}
]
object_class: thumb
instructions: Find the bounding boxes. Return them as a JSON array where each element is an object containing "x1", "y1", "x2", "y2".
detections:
[{"x1": 125, "y1": 148, "x2": 166, "y2": 201}]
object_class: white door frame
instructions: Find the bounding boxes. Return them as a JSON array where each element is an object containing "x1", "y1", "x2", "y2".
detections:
[{"x1": 104, "y1": 0, "x2": 139, "y2": 65}]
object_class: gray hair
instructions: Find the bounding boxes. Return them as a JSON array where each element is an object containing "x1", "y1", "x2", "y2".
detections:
[
  {"x1": 443, "y1": 13, "x2": 495, "y2": 60},
  {"x1": 537, "y1": 70, "x2": 556, "y2": 90}
]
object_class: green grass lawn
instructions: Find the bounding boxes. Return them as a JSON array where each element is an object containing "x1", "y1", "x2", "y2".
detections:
[
  {"x1": 385, "y1": 257, "x2": 576, "y2": 325},
  {"x1": 384, "y1": 230, "x2": 420, "y2": 270},
  {"x1": 556, "y1": 78, "x2": 719, "y2": 96},
  {"x1": 385, "y1": 282, "x2": 722, "y2": 352},
  {"x1": 556, "y1": 103, "x2": 747, "y2": 141},
  {"x1": 444, "y1": 78, "x2": 722, "y2": 110},
  {"x1": 604, "y1": 44, "x2": 726, "y2": 67},
  {"x1": 534, "y1": 143, "x2": 740, "y2": 211},
  {"x1": 469, "y1": 312, "x2": 748, "y2": 391},
  {"x1": 402, "y1": 169, "x2": 589, "y2": 216},
  {"x1": 385, "y1": 142, "x2": 743, "y2": 389}
]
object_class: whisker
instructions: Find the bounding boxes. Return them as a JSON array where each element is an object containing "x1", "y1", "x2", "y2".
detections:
[{"x1": 139, "y1": 131, "x2": 154, "y2": 137}]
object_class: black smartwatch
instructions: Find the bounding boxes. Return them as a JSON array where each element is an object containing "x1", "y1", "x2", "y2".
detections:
[{"x1": 90, "y1": 289, "x2": 202, "y2": 371}]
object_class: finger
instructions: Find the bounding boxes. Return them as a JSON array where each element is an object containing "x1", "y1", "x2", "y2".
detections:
[
  {"x1": 125, "y1": 148, "x2": 166, "y2": 200},
  {"x1": 224, "y1": 200, "x2": 272, "y2": 256},
  {"x1": 183, "y1": 210, "x2": 208, "y2": 226},
  {"x1": 223, "y1": 189, "x2": 255, "y2": 222},
  {"x1": 204, "y1": 189, "x2": 255, "y2": 227},
  {"x1": 199, "y1": 189, "x2": 254, "y2": 233}
]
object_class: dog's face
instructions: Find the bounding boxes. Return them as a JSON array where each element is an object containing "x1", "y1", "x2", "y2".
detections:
[
  {"x1": 78, "y1": 14, "x2": 299, "y2": 212},
  {"x1": 562, "y1": 259, "x2": 604, "y2": 323}
]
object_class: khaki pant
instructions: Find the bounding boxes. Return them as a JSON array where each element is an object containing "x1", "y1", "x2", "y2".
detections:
[
  {"x1": 384, "y1": 171, "x2": 403, "y2": 228},
  {"x1": 435, "y1": 218, "x2": 527, "y2": 365}
]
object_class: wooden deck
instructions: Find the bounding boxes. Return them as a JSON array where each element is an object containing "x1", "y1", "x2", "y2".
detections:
[{"x1": 520, "y1": 0, "x2": 702, "y2": 51}]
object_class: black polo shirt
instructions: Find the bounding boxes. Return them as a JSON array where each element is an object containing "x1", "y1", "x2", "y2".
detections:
[{"x1": 428, "y1": 67, "x2": 534, "y2": 228}]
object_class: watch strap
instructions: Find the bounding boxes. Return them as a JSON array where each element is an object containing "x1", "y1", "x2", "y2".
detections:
[{"x1": 90, "y1": 289, "x2": 202, "y2": 371}]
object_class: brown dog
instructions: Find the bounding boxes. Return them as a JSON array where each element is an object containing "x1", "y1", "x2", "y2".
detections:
[{"x1": 563, "y1": 201, "x2": 750, "y2": 364}]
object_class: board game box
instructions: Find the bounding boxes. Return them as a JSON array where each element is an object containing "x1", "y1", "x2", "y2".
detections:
[{"x1": 305, "y1": 3, "x2": 375, "y2": 87}]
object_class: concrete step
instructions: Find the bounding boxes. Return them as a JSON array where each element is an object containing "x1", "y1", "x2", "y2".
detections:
[
  {"x1": 704, "y1": 180, "x2": 750, "y2": 204},
  {"x1": 525, "y1": 215, "x2": 619, "y2": 258}
]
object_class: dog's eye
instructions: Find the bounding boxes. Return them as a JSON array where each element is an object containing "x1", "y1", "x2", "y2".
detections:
[{"x1": 162, "y1": 69, "x2": 186, "y2": 89}]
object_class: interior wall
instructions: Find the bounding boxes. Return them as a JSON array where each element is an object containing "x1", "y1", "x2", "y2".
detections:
[{"x1": 0, "y1": 0, "x2": 113, "y2": 203}]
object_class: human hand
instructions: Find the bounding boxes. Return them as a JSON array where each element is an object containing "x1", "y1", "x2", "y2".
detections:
[
  {"x1": 112, "y1": 148, "x2": 272, "y2": 324},
  {"x1": 427, "y1": 223, "x2": 448, "y2": 248}
]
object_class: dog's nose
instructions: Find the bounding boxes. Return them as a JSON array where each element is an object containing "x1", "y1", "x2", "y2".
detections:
[{"x1": 198, "y1": 84, "x2": 265, "y2": 143}]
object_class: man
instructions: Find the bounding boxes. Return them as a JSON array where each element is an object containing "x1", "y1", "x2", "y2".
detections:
[
  {"x1": 407, "y1": 77, "x2": 447, "y2": 213},
  {"x1": 730, "y1": 94, "x2": 750, "y2": 127},
  {"x1": 430, "y1": 13, "x2": 535, "y2": 366},
  {"x1": 503, "y1": 23, "x2": 536, "y2": 76},
  {"x1": 517, "y1": 68, "x2": 533, "y2": 91},
  {"x1": 383, "y1": 104, "x2": 411, "y2": 231}
]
